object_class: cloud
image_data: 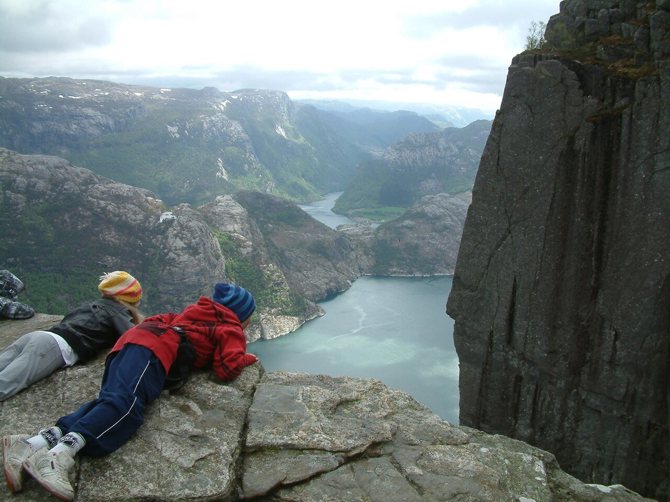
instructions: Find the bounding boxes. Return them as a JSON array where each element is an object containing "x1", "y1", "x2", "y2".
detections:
[
  {"x1": 0, "y1": 1, "x2": 113, "y2": 52},
  {"x1": 0, "y1": 0, "x2": 560, "y2": 113},
  {"x1": 405, "y1": 0, "x2": 558, "y2": 34}
]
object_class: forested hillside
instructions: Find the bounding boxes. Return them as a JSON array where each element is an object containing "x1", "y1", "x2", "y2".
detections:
[
  {"x1": 0, "y1": 77, "x2": 440, "y2": 205},
  {"x1": 335, "y1": 119, "x2": 491, "y2": 220}
]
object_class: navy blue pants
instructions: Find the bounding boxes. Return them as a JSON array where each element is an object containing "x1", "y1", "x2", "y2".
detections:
[{"x1": 56, "y1": 344, "x2": 165, "y2": 456}]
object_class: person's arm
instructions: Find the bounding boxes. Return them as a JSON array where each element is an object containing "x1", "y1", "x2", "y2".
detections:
[
  {"x1": 212, "y1": 325, "x2": 257, "y2": 381},
  {"x1": 110, "y1": 308, "x2": 134, "y2": 335}
]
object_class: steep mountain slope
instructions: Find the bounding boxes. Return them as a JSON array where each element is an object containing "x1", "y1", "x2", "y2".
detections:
[
  {"x1": 447, "y1": 1, "x2": 669, "y2": 499},
  {"x1": 0, "y1": 148, "x2": 364, "y2": 339},
  {"x1": 291, "y1": 105, "x2": 440, "y2": 189},
  {"x1": 369, "y1": 192, "x2": 471, "y2": 275},
  {"x1": 334, "y1": 119, "x2": 491, "y2": 219},
  {"x1": 1, "y1": 145, "x2": 471, "y2": 340},
  {"x1": 0, "y1": 77, "x2": 438, "y2": 206},
  {"x1": 231, "y1": 190, "x2": 361, "y2": 300},
  {"x1": 0, "y1": 147, "x2": 202, "y2": 314},
  {"x1": 323, "y1": 107, "x2": 442, "y2": 152}
]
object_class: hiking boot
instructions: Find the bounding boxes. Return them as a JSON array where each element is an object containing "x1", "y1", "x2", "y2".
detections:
[
  {"x1": 22, "y1": 449, "x2": 75, "y2": 501},
  {"x1": 3, "y1": 434, "x2": 35, "y2": 492},
  {"x1": 0, "y1": 297, "x2": 35, "y2": 320}
]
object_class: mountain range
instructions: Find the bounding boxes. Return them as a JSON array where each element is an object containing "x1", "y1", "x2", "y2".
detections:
[
  {"x1": 0, "y1": 77, "x2": 443, "y2": 207},
  {"x1": 335, "y1": 119, "x2": 491, "y2": 219},
  {"x1": 0, "y1": 143, "x2": 470, "y2": 339},
  {"x1": 0, "y1": 76, "x2": 486, "y2": 330}
]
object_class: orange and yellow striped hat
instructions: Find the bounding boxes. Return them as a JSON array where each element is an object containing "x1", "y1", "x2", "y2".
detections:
[{"x1": 98, "y1": 271, "x2": 143, "y2": 304}]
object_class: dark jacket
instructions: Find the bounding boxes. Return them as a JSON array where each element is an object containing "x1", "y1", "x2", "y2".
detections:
[{"x1": 50, "y1": 297, "x2": 135, "y2": 363}]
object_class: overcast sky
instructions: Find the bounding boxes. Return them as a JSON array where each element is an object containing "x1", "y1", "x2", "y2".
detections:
[{"x1": 0, "y1": 0, "x2": 559, "y2": 116}]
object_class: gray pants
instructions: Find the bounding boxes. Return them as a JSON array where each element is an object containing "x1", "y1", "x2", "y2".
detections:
[{"x1": 0, "y1": 331, "x2": 65, "y2": 401}]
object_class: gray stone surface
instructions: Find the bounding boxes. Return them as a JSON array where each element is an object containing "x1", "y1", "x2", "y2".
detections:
[
  {"x1": 370, "y1": 192, "x2": 471, "y2": 275},
  {"x1": 0, "y1": 319, "x2": 652, "y2": 501},
  {"x1": 448, "y1": 1, "x2": 669, "y2": 500}
]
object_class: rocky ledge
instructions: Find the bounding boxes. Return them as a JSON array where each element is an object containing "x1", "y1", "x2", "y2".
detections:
[{"x1": 0, "y1": 316, "x2": 652, "y2": 501}]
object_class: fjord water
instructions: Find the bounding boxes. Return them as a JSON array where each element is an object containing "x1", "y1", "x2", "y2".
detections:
[
  {"x1": 248, "y1": 193, "x2": 459, "y2": 423},
  {"x1": 298, "y1": 191, "x2": 353, "y2": 229},
  {"x1": 248, "y1": 275, "x2": 459, "y2": 422}
]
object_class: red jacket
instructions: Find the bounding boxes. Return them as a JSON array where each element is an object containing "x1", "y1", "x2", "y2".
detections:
[{"x1": 109, "y1": 296, "x2": 257, "y2": 381}]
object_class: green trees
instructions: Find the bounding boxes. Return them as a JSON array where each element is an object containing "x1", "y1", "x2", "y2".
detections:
[{"x1": 525, "y1": 21, "x2": 547, "y2": 50}]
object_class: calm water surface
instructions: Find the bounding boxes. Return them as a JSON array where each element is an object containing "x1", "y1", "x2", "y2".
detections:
[
  {"x1": 298, "y1": 192, "x2": 354, "y2": 229},
  {"x1": 249, "y1": 275, "x2": 459, "y2": 423},
  {"x1": 250, "y1": 193, "x2": 460, "y2": 422}
]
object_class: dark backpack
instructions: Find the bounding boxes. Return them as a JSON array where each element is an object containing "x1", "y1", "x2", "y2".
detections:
[{"x1": 164, "y1": 327, "x2": 197, "y2": 392}]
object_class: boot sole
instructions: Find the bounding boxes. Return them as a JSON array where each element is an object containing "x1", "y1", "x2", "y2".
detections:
[
  {"x1": 3, "y1": 435, "x2": 27, "y2": 493},
  {"x1": 22, "y1": 456, "x2": 74, "y2": 501}
]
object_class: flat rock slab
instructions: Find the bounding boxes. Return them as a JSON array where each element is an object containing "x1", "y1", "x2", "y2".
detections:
[{"x1": 0, "y1": 327, "x2": 653, "y2": 501}]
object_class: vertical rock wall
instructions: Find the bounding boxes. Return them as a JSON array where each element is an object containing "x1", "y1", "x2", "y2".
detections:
[{"x1": 447, "y1": 1, "x2": 669, "y2": 500}]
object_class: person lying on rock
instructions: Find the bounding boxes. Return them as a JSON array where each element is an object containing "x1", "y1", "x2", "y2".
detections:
[
  {"x1": 0, "y1": 271, "x2": 144, "y2": 402},
  {"x1": 2, "y1": 282, "x2": 258, "y2": 501},
  {"x1": 0, "y1": 269, "x2": 35, "y2": 320}
]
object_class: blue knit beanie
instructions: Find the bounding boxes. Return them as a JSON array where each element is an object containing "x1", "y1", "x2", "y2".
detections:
[{"x1": 212, "y1": 283, "x2": 256, "y2": 322}]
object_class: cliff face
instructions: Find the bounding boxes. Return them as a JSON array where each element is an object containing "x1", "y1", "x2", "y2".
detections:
[
  {"x1": 447, "y1": 1, "x2": 669, "y2": 500},
  {"x1": 198, "y1": 190, "x2": 362, "y2": 339},
  {"x1": 231, "y1": 190, "x2": 362, "y2": 301},
  {"x1": 0, "y1": 315, "x2": 652, "y2": 501},
  {"x1": 365, "y1": 192, "x2": 472, "y2": 276}
]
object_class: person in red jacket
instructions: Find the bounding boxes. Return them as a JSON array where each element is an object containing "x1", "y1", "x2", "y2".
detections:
[{"x1": 2, "y1": 282, "x2": 258, "y2": 501}]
